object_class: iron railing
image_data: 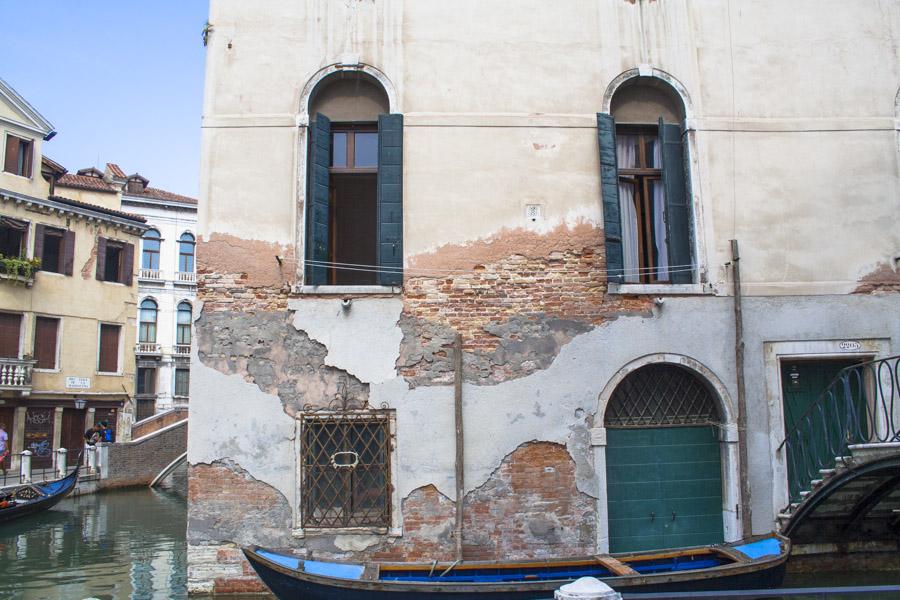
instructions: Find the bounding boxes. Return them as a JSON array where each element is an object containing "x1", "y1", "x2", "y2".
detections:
[{"x1": 777, "y1": 355, "x2": 900, "y2": 503}]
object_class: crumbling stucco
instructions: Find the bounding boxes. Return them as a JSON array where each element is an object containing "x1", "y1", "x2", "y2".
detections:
[
  {"x1": 188, "y1": 460, "x2": 293, "y2": 548},
  {"x1": 197, "y1": 233, "x2": 295, "y2": 289},
  {"x1": 855, "y1": 261, "x2": 900, "y2": 294},
  {"x1": 197, "y1": 310, "x2": 369, "y2": 415}
]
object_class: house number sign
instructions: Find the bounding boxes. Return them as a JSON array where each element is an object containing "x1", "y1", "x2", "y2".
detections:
[{"x1": 839, "y1": 341, "x2": 862, "y2": 351}]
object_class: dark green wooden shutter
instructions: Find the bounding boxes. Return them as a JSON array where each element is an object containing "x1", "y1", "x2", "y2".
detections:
[
  {"x1": 306, "y1": 114, "x2": 331, "y2": 285},
  {"x1": 660, "y1": 120, "x2": 693, "y2": 284},
  {"x1": 377, "y1": 114, "x2": 403, "y2": 287},
  {"x1": 597, "y1": 114, "x2": 623, "y2": 283}
]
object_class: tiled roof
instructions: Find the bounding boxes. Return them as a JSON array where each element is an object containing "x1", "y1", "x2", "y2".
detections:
[
  {"x1": 41, "y1": 155, "x2": 67, "y2": 175},
  {"x1": 49, "y1": 194, "x2": 147, "y2": 223},
  {"x1": 57, "y1": 173, "x2": 117, "y2": 193},
  {"x1": 106, "y1": 163, "x2": 126, "y2": 178},
  {"x1": 128, "y1": 187, "x2": 197, "y2": 206}
]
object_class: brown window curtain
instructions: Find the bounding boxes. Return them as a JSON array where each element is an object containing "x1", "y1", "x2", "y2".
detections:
[
  {"x1": 33, "y1": 224, "x2": 45, "y2": 267},
  {"x1": 98, "y1": 324, "x2": 120, "y2": 373},
  {"x1": 95, "y1": 237, "x2": 107, "y2": 281},
  {"x1": 63, "y1": 230, "x2": 75, "y2": 276},
  {"x1": 0, "y1": 313, "x2": 22, "y2": 358},
  {"x1": 121, "y1": 242, "x2": 134, "y2": 286},
  {"x1": 3, "y1": 135, "x2": 18, "y2": 174},
  {"x1": 34, "y1": 317, "x2": 59, "y2": 369}
]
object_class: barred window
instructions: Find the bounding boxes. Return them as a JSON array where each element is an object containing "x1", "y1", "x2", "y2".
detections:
[{"x1": 300, "y1": 412, "x2": 391, "y2": 529}]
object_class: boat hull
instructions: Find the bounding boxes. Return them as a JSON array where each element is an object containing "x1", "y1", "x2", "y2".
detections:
[
  {"x1": 244, "y1": 535, "x2": 790, "y2": 600},
  {"x1": 0, "y1": 468, "x2": 79, "y2": 524}
]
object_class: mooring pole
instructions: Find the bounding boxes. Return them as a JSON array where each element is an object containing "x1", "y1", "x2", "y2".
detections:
[
  {"x1": 454, "y1": 332, "x2": 465, "y2": 562},
  {"x1": 730, "y1": 239, "x2": 752, "y2": 538}
]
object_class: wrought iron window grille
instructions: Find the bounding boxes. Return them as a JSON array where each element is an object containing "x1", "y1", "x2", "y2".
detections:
[{"x1": 605, "y1": 364, "x2": 721, "y2": 428}]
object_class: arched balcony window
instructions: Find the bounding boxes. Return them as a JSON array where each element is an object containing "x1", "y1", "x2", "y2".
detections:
[
  {"x1": 141, "y1": 229, "x2": 161, "y2": 271},
  {"x1": 139, "y1": 298, "x2": 158, "y2": 343},
  {"x1": 176, "y1": 301, "x2": 192, "y2": 346},
  {"x1": 178, "y1": 232, "x2": 195, "y2": 273}
]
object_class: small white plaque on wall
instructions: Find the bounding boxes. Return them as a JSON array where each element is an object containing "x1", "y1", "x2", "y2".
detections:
[{"x1": 65, "y1": 377, "x2": 91, "y2": 389}]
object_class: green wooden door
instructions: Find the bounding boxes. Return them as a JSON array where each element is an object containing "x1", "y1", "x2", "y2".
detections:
[
  {"x1": 781, "y1": 359, "x2": 863, "y2": 498},
  {"x1": 606, "y1": 426, "x2": 723, "y2": 553}
]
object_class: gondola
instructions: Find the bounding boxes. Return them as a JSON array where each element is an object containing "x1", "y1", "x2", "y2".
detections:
[
  {"x1": 0, "y1": 466, "x2": 79, "y2": 524},
  {"x1": 243, "y1": 533, "x2": 790, "y2": 599}
]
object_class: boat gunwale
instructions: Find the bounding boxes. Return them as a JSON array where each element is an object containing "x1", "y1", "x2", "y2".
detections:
[{"x1": 243, "y1": 533, "x2": 790, "y2": 594}]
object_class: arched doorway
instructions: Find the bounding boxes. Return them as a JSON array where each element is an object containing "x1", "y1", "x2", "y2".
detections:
[{"x1": 604, "y1": 363, "x2": 724, "y2": 552}]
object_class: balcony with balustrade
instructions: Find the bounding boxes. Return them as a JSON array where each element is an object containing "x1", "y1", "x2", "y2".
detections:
[
  {"x1": 134, "y1": 342, "x2": 162, "y2": 357},
  {"x1": 173, "y1": 344, "x2": 191, "y2": 357},
  {"x1": 174, "y1": 271, "x2": 196, "y2": 286},
  {"x1": 0, "y1": 358, "x2": 36, "y2": 394},
  {"x1": 138, "y1": 268, "x2": 164, "y2": 283}
]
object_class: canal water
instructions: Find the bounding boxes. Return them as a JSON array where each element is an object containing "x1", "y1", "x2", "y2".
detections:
[{"x1": 0, "y1": 467, "x2": 898, "y2": 600}]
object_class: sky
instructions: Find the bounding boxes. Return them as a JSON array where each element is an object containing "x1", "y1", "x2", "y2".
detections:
[{"x1": 1, "y1": 1, "x2": 209, "y2": 198}]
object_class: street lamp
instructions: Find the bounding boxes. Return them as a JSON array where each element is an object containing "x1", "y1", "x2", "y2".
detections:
[{"x1": 74, "y1": 397, "x2": 86, "y2": 410}]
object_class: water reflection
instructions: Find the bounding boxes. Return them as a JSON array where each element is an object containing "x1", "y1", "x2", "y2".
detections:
[{"x1": 0, "y1": 474, "x2": 187, "y2": 600}]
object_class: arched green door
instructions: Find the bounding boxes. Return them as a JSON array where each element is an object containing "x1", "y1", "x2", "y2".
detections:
[{"x1": 605, "y1": 364, "x2": 725, "y2": 553}]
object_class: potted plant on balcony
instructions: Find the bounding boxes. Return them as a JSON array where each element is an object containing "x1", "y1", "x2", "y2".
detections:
[{"x1": 0, "y1": 255, "x2": 41, "y2": 284}]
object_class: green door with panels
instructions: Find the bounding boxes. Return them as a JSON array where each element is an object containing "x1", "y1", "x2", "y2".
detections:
[{"x1": 605, "y1": 364, "x2": 724, "y2": 553}]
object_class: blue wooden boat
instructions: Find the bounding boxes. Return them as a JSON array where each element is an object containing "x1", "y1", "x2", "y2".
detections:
[
  {"x1": 244, "y1": 533, "x2": 789, "y2": 599},
  {"x1": 0, "y1": 467, "x2": 79, "y2": 524}
]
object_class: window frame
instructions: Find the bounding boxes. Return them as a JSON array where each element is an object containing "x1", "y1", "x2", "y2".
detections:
[
  {"x1": 141, "y1": 229, "x2": 161, "y2": 271},
  {"x1": 38, "y1": 226, "x2": 64, "y2": 274},
  {"x1": 298, "y1": 410, "x2": 396, "y2": 532},
  {"x1": 138, "y1": 298, "x2": 158, "y2": 344},
  {"x1": 136, "y1": 366, "x2": 157, "y2": 396},
  {"x1": 97, "y1": 323, "x2": 122, "y2": 375},
  {"x1": 329, "y1": 124, "x2": 379, "y2": 174},
  {"x1": 178, "y1": 232, "x2": 195, "y2": 273},
  {"x1": 0, "y1": 217, "x2": 28, "y2": 259},
  {"x1": 3, "y1": 133, "x2": 34, "y2": 178},
  {"x1": 33, "y1": 315, "x2": 61, "y2": 371},
  {"x1": 0, "y1": 311, "x2": 23, "y2": 359},
  {"x1": 173, "y1": 367, "x2": 190, "y2": 398},
  {"x1": 176, "y1": 301, "x2": 192, "y2": 346}
]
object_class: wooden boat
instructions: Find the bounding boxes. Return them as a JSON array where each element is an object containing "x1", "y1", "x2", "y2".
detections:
[
  {"x1": 0, "y1": 467, "x2": 79, "y2": 524},
  {"x1": 243, "y1": 533, "x2": 790, "y2": 599}
]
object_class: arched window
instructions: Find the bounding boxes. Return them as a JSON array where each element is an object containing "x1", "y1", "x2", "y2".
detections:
[
  {"x1": 141, "y1": 229, "x2": 161, "y2": 270},
  {"x1": 139, "y1": 298, "x2": 158, "y2": 343},
  {"x1": 176, "y1": 301, "x2": 192, "y2": 346},
  {"x1": 178, "y1": 233, "x2": 195, "y2": 273},
  {"x1": 599, "y1": 77, "x2": 693, "y2": 285},
  {"x1": 306, "y1": 72, "x2": 402, "y2": 287}
]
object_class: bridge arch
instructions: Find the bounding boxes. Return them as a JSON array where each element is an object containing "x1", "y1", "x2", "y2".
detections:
[
  {"x1": 592, "y1": 354, "x2": 741, "y2": 553},
  {"x1": 150, "y1": 452, "x2": 187, "y2": 488}
]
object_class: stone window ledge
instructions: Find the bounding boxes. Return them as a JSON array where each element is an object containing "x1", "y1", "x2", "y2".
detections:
[
  {"x1": 607, "y1": 282, "x2": 714, "y2": 296},
  {"x1": 292, "y1": 526, "x2": 402, "y2": 539},
  {"x1": 295, "y1": 285, "x2": 401, "y2": 295}
]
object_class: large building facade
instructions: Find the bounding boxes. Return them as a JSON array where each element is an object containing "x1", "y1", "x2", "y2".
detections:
[
  {"x1": 0, "y1": 78, "x2": 146, "y2": 477},
  {"x1": 189, "y1": 1, "x2": 900, "y2": 593}
]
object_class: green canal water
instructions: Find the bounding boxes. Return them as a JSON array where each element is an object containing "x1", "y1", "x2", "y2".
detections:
[{"x1": 0, "y1": 470, "x2": 897, "y2": 599}]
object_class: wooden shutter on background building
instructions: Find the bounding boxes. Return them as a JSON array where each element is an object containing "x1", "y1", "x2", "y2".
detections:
[
  {"x1": 95, "y1": 237, "x2": 107, "y2": 280},
  {"x1": 0, "y1": 313, "x2": 21, "y2": 358},
  {"x1": 307, "y1": 114, "x2": 331, "y2": 285},
  {"x1": 597, "y1": 113, "x2": 624, "y2": 283},
  {"x1": 34, "y1": 317, "x2": 58, "y2": 369},
  {"x1": 377, "y1": 114, "x2": 403, "y2": 287},
  {"x1": 33, "y1": 224, "x2": 45, "y2": 268},
  {"x1": 63, "y1": 230, "x2": 75, "y2": 276},
  {"x1": 121, "y1": 242, "x2": 134, "y2": 285},
  {"x1": 21, "y1": 140, "x2": 32, "y2": 178},
  {"x1": 660, "y1": 120, "x2": 693, "y2": 284},
  {"x1": 3, "y1": 135, "x2": 18, "y2": 173},
  {"x1": 98, "y1": 324, "x2": 120, "y2": 373}
]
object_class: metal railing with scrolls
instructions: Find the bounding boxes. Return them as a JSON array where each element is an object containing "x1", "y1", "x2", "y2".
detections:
[{"x1": 776, "y1": 355, "x2": 900, "y2": 503}]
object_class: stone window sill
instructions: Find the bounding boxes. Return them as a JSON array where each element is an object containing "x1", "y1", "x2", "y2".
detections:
[
  {"x1": 607, "y1": 282, "x2": 714, "y2": 296},
  {"x1": 292, "y1": 526, "x2": 402, "y2": 538},
  {"x1": 295, "y1": 285, "x2": 401, "y2": 295}
]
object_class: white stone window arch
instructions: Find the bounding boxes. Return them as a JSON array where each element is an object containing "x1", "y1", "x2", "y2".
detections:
[
  {"x1": 601, "y1": 67, "x2": 710, "y2": 293},
  {"x1": 590, "y1": 353, "x2": 741, "y2": 552}
]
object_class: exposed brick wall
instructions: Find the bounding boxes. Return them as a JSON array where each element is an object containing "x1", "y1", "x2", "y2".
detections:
[
  {"x1": 102, "y1": 420, "x2": 187, "y2": 488},
  {"x1": 199, "y1": 271, "x2": 290, "y2": 312}
]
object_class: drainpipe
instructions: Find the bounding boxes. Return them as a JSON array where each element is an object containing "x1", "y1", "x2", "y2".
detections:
[
  {"x1": 454, "y1": 333, "x2": 465, "y2": 562},
  {"x1": 730, "y1": 239, "x2": 753, "y2": 538}
]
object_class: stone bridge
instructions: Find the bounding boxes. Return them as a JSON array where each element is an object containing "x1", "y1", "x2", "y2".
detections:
[{"x1": 777, "y1": 356, "x2": 900, "y2": 554}]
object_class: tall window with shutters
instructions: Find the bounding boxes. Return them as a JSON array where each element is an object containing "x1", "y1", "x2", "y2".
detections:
[
  {"x1": 0, "y1": 312, "x2": 22, "y2": 359},
  {"x1": 305, "y1": 73, "x2": 402, "y2": 287},
  {"x1": 598, "y1": 78, "x2": 694, "y2": 285},
  {"x1": 95, "y1": 237, "x2": 135, "y2": 285},
  {"x1": 33, "y1": 317, "x2": 60, "y2": 370},
  {"x1": 97, "y1": 323, "x2": 121, "y2": 374},
  {"x1": 34, "y1": 225, "x2": 75, "y2": 275},
  {"x1": 3, "y1": 134, "x2": 33, "y2": 178},
  {"x1": 0, "y1": 217, "x2": 28, "y2": 258}
]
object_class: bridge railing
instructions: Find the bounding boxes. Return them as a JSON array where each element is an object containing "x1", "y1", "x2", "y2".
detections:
[{"x1": 777, "y1": 354, "x2": 900, "y2": 503}]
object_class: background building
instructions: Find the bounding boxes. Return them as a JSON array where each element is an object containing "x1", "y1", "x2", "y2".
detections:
[
  {"x1": 1, "y1": 77, "x2": 146, "y2": 476},
  {"x1": 189, "y1": 1, "x2": 900, "y2": 593}
]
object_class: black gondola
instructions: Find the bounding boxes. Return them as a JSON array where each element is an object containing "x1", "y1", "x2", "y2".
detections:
[
  {"x1": 0, "y1": 467, "x2": 79, "y2": 524},
  {"x1": 244, "y1": 533, "x2": 790, "y2": 599}
]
